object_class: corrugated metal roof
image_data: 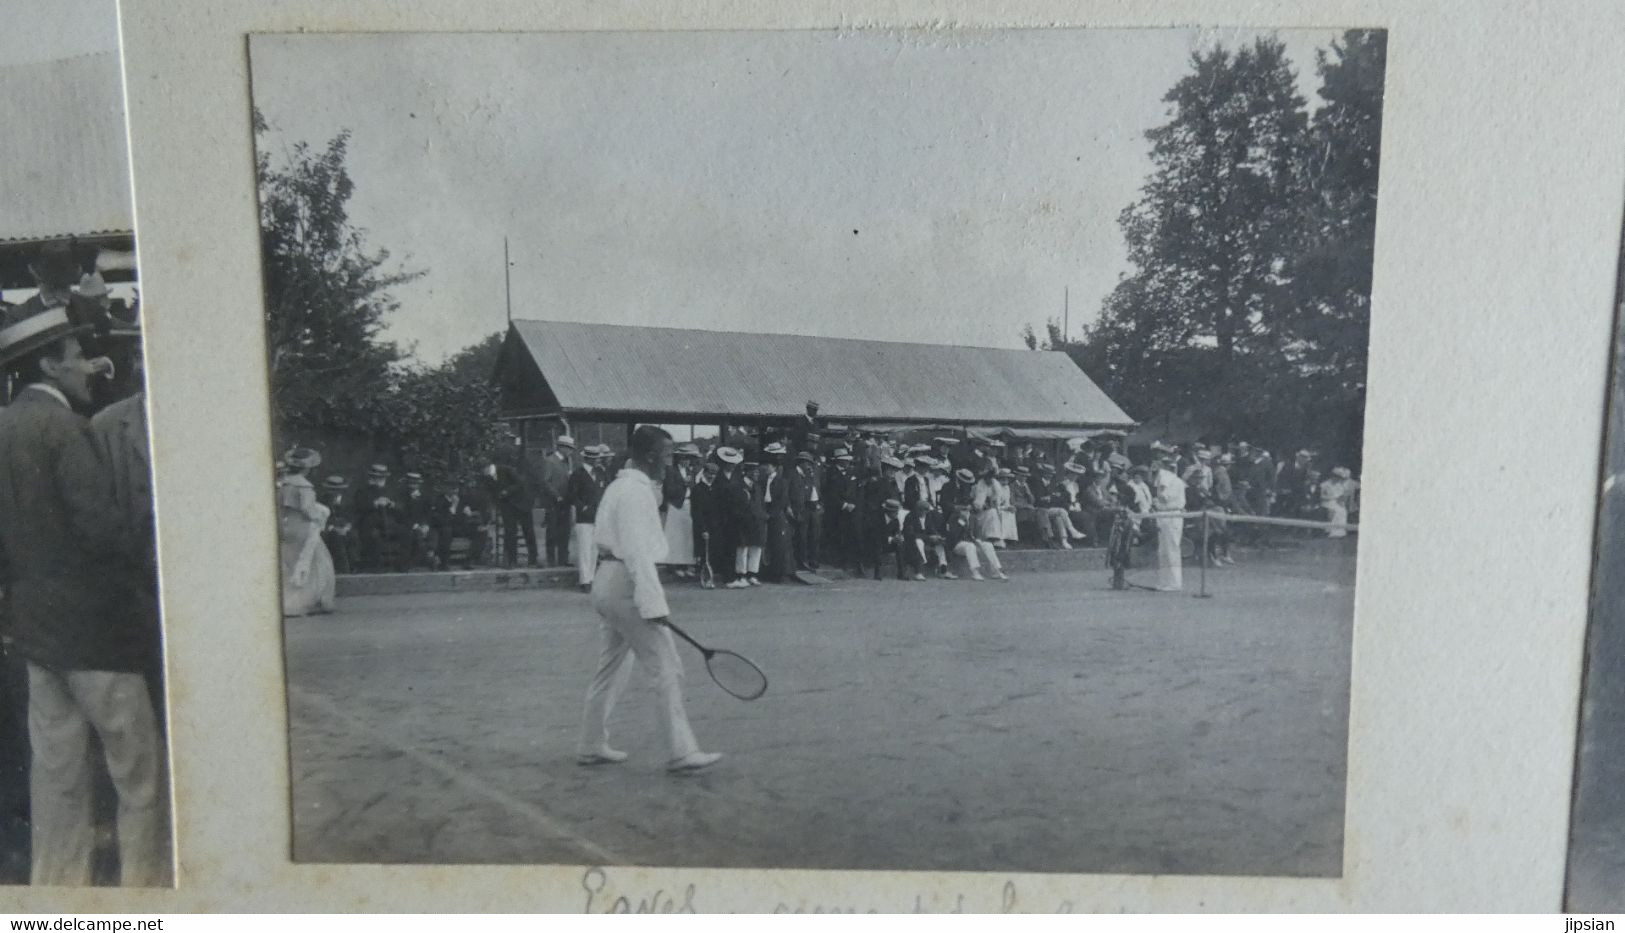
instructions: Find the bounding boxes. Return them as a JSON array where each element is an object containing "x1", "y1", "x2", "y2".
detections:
[
  {"x1": 0, "y1": 53, "x2": 135, "y2": 244},
  {"x1": 505, "y1": 319, "x2": 1135, "y2": 428}
]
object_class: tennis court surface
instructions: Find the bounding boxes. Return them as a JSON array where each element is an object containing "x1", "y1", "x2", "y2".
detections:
[{"x1": 285, "y1": 541, "x2": 1354, "y2": 876}]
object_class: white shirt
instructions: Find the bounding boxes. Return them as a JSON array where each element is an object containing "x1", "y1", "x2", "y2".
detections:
[
  {"x1": 594, "y1": 467, "x2": 671, "y2": 619},
  {"x1": 1152, "y1": 468, "x2": 1186, "y2": 513}
]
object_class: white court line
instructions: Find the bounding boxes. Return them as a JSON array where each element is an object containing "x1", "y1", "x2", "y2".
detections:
[{"x1": 288, "y1": 684, "x2": 626, "y2": 866}]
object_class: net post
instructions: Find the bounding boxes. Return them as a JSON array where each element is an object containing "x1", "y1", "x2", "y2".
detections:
[{"x1": 1196, "y1": 510, "x2": 1212, "y2": 599}]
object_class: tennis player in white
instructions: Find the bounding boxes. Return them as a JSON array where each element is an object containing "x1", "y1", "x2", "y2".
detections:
[{"x1": 576, "y1": 424, "x2": 723, "y2": 774}]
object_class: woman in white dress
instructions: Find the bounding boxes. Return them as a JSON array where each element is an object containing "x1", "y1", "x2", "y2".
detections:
[
  {"x1": 279, "y1": 447, "x2": 337, "y2": 616},
  {"x1": 1151, "y1": 455, "x2": 1187, "y2": 592},
  {"x1": 660, "y1": 444, "x2": 700, "y2": 575},
  {"x1": 993, "y1": 468, "x2": 1018, "y2": 546}
]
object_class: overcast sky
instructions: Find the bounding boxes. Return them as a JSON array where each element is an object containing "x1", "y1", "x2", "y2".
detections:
[{"x1": 250, "y1": 28, "x2": 1345, "y2": 366}]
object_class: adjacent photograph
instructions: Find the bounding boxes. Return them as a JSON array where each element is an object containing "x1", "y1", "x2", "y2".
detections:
[
  {"x1": 0, "y1": 0, "x2": 173, "y2": 888},
  {"x1": 250, "y1": 27, "x2": 1383, "y2": 875},
  {"x1": 1567, "y1": 216, "x2": 1625, "y2": 911}
]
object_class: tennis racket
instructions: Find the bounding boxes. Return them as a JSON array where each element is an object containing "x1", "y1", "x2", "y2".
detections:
[
  {"x1": 661, "y1": 619, "x2": 768, "y2": 701},
  {"x1": 699, "y1": 532, "x2": 714, "y2": 587}
]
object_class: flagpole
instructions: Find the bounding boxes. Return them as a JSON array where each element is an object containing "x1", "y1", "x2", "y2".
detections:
[{"x1": 504, "y1": 235, "x2": 513, "y2": 324}]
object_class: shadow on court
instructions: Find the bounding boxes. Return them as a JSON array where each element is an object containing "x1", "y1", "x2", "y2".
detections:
[{"x1": 285, "y1": 542, "x2": 1354, "y2": 877}]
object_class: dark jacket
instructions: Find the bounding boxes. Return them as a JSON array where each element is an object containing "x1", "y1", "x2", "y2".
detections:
[
  {"x1": 725, "y1": 471, "x2": 766, "y2": 546},
  {"x1": 662, "y1": 468, "x2": 690, "y2": 511},
  {"x1": 0, "y1": 388, "x2": 142, "y2": 671},
  {"x1": 564, "y1": 464, "x2": 605, "y2": 524}
]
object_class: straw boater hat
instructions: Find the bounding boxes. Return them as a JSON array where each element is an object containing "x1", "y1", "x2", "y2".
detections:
[
  {"x1": 404, "y1": 472, "x2": 424, "y2": 484},
  {"x1": 796, "y1": 451, "x2": 815, "y2": 464},
  {"x1": 883, "y1": 498, "x2": 901, "y2": 512},
  {"x1": 763, "y1": 441, "x2": 787, "y2": 457},
  {"x1": 1015, "y1": 465, "x2": 1031, "y2": 475},
  {"x1": 880, "y1": 456, "x2": 904, "y2": 470},
  {"x1": 715, "y1": 446, "x2": 743, "y2": 464},
  {"x1": 323, "y1": 475, "x2": 349, "y2": 491},
  {"x1": 954, "y1": 468, "x2": 975, "y2": 483},
  {"x1": 933, "y1": 436, "x2": 960, "y2": 446},
  {"x1": 1038, "y1": 463, "x2": 1056, "y2": 474},
  {"x1": 368, "y1": 464, "x2": 390, "y2": 479},
  {"x1": 675, "y1": 443, "x2": 701, "y2": 459},
  {"x1": 996, "y1": 467, "x2": 1013, "y2": 478},
  {"x1": 1064, "y1": 462, "x2": 1088, "y2": 475},
  {"x1": 832, "y1": 447, "x2": 853, "y2": 461},
  {"x1": 555, "y1": 435, "x2": 577, "y2": 450},
  {"x1": 0, "y1": 299, "x2": 95, "y2": 371},
  {"x1": 1196, "y1": 449, "x2": 1213, "y2": 461},
  {"x1": 284, "y1": 447, "x2": 321, "y2": 471},
  {"x1": 594, "y1": 444, "x2": 615, "y2": 459},
  {"x1": 1108, "y1": 453, "x2": 1131, "y2": 471}
]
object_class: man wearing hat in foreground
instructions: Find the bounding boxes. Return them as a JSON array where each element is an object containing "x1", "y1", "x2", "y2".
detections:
[
  {"x1": 0, "y1": 299, "x2": 167, "y2": 885},
  {"x1": 400, "y1": 472, "x2": 435, "y2": 569},
  {"x1": 355, "y1": 464, "x2": 403, "y2": 572}
]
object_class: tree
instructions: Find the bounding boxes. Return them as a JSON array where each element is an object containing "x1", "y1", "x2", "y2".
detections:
[
  {"x1": 255, "y1": 109, "x2": 422, "y2": 430},
  {"x1": 1043, "y1": 33, "x2": 1384, "y2": 465}
]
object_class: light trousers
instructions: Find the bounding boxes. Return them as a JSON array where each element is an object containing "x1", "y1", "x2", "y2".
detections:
[
  {"x1": 576, "y1": 562, "x2": 701, "y2": 762},
  {"x1": 573, "y1": 523, "x2": 598, "y2": 584},
  {"x1": 1155, "y1": 517, "x2": 1184, "y2": 591},
  {"x1": 27, "y1": 663, "x2": 169, "y2": 887},
  {"x1": 734, "y1": 545, "x2": 763, "y2": 575},
  {"x1": 952, "y1": 540, "x2": 1003, "y2": 575}
]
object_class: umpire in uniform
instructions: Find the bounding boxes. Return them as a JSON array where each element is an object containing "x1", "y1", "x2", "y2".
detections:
[{"x1": 0, "y1": 301, "x2": 167, "y2": 886}]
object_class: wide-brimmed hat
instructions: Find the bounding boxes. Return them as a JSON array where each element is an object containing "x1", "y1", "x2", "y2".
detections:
[
  {"x1": 763, "y1": 441, "x2": 787, "y2": 456},
  {"x1": 996, "y1": 468, "x2": 1013, "y2": 478},
  {"x1": 796, "y1": 451, "x2": 815, "y2": 464},
  {"x1": 323, "y1": 475, "x2": 349, "y2": 490},
  {"x1": 593, "y1": 444, "x2": 615, "y2": 459},
  {"x1": 368, "y1": 463, "x2": 390, "y2": 479},
  {"x1": 1064, "y1": 461, "x2": 1087, "y2": 475},
  {"x1": 284, "y1": 447, "x2": 321, "y2": 470},
  {"x1": 832, "y1": 447, "x2": 853, "y2": 461},
  {"x1": 0, "y1": 302, "x2": 94, "y2": 369},
  {"x1": 404, "y1": 471, "x2": 424, "y2": 484},
  {"x1": 954, "y1": 468, "x2": 975, "y2": 482},
  {"x1": 880, "y1": 456, "x2": 904, "y2": 470},
  {"x1": 1065, "y1": 437, "x2": 1088, "y2": 451},
  {"x1": 1015, "y1": 465, "x2": 1031, "y2": 475},
  {"x1": 675, "y1": 443, "x2": 701, "y2": 459},
  {"x1": 1149, "y1": 441, "x2": 1174, "y2": 454},
  {"x1": 715, "y1": 446, "x2": 744, "y2": 464},
  {"x1": 1038, "y1": 463, "x2": 1057, "y2": 474},
  {"x1": 883, "y1": 498, "x2": 901, "y2": 511},
  {"x1": 933, "y1": 436, "x2": 960, "y2": 446},
  {"x1": 906, "y1": 444, "x2": 932, "y2": 455},
  {"x1": 555, "y1": 435, "x2": 577, "y2": 450},
  {"x1": 1196, "y1": 449, "x2": 1213, "y2": 461}
]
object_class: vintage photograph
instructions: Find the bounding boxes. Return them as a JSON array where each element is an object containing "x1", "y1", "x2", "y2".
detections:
[
  {"x1": 252, "y1": 27, "x2": 1383, "y2": 875},
  {"x1": 0, "y1": 0, "x2": 173, "y2": 888},
  {"x1": 1567, "y1": 217, "x2": 1625, "y2": 911}
]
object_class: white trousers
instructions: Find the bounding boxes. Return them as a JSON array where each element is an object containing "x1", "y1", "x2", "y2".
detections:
[
  {"x1": 574, "y1": 523, "x2": 598, "y2": 584},
  {"x1": 952, "y1": 540, "x2": 1003, "y2": 575},
  {"x1": 1155, "y1": 517, "x2": 1184, "y2": 591},
  {"x1": 27, "y1": 663, "x2": 169, "y2": 887},
  {"x1": 734, "y1": 546, "x2": 763, "y2": 575},
  {"x1": 577, "y1": 562, "x2": 701, "y2": 762}
]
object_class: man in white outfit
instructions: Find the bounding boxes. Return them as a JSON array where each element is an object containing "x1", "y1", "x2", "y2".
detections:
[
  {"x1": 1151, "y1": 450, "x2": 1187, "y2": 592},
  {"x1": 576, "y1": 425, "x2": 722, "y2": 774}
]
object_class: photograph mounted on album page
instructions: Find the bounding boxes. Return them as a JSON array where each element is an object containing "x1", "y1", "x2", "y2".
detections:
[
  {"x1": 0, "y1": 0, "x2": 175, "y2": 890},
  {"x1": 248, "y1": 26, "x2": 1382, "y2": 877}
]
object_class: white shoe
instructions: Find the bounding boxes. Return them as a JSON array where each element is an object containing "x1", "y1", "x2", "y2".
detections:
[
  {"x1": 1061, "y1": 541, "x2": 1073, "y2": 550},
  {"x1": 667, "y1": 751, "x2": 723, "y2": 774},
  {"x1": 725, "y1": 579, "x2": 749, "y2": 589},
  {"x1": 747, "y1": 577, "x2": 762, "y2": 586},
  {"x1": 995, "y1": 571, "x2": 1009, "y2": 580},
  {"x1": 576, "y1": 748, "x2": 628, "y2": 766},
  {"x1": 970, "y1": 572, "x2": 985, "y2": 581}
]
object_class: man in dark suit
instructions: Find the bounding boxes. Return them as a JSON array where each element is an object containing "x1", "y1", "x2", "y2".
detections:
[
  {"x1": 564, "y1": 445, "x2": 607, "y2": 590},
  {"x1": 823, "y1": 448, "x2": 861, "y2": 573},
  {"x1": 400, "y1": 472, "x2": 435, "y2": 569},
  {"x1": 537, "y1": 435, "x2": 576, "y2": 567},
  {"x1": 760, "y1": 442, "x2": 795, "y2": 582},
  {"x1": 862, "y1": 458, "x2": 907, "y2": 579},
  {"x1": 788, "y1": 400, "x2": 822, "y2": 453},
  {"x1": 0, "y1": 302, "x2": 166, "y2": 886},
  {"x1": 317, "y1": 475, "x2": 358, "y2": 574},
  {"x1": 355, "y1": 464, "x2": 403, "y2": 572},
  {"x1": 792, "y1": 451, "x2": 822, "y2": 572},
  {"x1": 488, "y1": 457, "x2": 538, "y2": 568},
  {"x1": 430, "y1": 481, "x2": 488, "y2": 570},
  {"x1": 688, "y1": 458, "x2": 722, "y2": 587}
]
